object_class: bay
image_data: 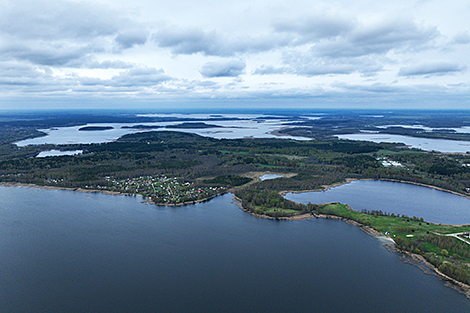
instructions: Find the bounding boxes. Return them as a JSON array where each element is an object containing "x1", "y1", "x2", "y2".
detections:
[
  {"x1": 1, "y1": 186, "x2": 470, "y2": 312},
  {"x1": 285, "y1": 180, "x2": 470, "y2": 225}
]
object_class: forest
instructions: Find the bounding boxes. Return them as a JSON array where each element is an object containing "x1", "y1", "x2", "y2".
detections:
[{"x1": 1, "y1": 129, "x2": 470, "y2": 207}]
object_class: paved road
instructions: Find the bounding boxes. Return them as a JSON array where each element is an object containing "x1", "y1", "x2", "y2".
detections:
[{"x1": 445, "y1": 232, "x2": 470, "y2": 245}]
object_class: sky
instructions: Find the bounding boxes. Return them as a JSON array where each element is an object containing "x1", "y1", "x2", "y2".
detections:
[{"x1": 0, "y1": 0, "x2": 469, "y2": 110}]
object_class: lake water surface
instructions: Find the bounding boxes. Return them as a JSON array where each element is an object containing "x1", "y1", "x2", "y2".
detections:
[
  {"x1": 336, "y1": 133, "x2": 470, "y2": 153},
  {"x1": 285, "y1": 180, "x2": 470, "y2": 225},
  {"x1": 15, "y1": 115, "x2": 311, "y2": 146},
  {"x1": 1, "y1": 186, "x2": 470, "y2": 312}
]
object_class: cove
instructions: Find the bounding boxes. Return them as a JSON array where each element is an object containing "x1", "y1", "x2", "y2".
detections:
[
  {"x1": 1, "y1": 186, "x2": 470, "y2": 312},
  {"x1": 285, "y1": 180, "x2": 470, "y2": 225}
]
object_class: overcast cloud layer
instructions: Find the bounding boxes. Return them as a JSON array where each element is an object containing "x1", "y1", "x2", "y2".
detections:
[{"x1": 0, "y1": 0, "x2": 469, "y2": 109}]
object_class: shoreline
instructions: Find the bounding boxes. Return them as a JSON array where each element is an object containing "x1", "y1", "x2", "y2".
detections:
[
  {"x1": 0, "y1": 182, "x2": 138, "y2": 196},
  {"x1": 280, "y1": 177, "x2": 470, "y2": 200},
  {"x1": 3, "y1": 180, "x2": 470, "y2": 299},
  {"x1": 232, "y1": 195, "x2": 470, "y2": 299},
  {"x1": 231, "y1": 195, "x2": 314, "y2": 221},
  {"x1": 397, "y1": 248, "x2": 470, "y2": 299},
  {"x1": 0, "y1": 182, "x2": 222, "y2": 206}
]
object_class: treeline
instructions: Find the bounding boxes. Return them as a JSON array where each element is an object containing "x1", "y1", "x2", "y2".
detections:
[
  {"x1": 235, "y1": 187, "x2": 308, "y2": 217},
  {"x1": 203, "y1": 175, "x2": 252, "y2": 186},
  {"x1": 423, "y1": 234, "x2": 470, "y2": 259},
  {"x1": 395, "y1": 234, "x2": 470, "y2": 284}
]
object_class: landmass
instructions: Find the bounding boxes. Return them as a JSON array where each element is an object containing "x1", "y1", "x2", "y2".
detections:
[
  {"x1": 165, "y1": 122, "x2": 223, "y2": 129},
  {"x1": 2, "y1": 111, "x2": 470, "y2": 295},
  {"x1": 121, "y1": 125, "x2": 162, "y2": 129},
  {"x1": 78, "y1": 126, "x2": 114, "y2": 131}
]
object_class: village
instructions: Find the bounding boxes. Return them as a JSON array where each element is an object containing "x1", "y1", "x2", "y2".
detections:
[{"x1": 104, "y1": 175, "x2": 225, "y2": 205}]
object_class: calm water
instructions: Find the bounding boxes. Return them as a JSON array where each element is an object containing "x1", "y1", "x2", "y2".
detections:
[
  {"x1": 1, "y1": 186, "x2": 470, "y2": 312},
  {"x1": 336, "y1": 133, "x2": 470, "y2": 153},
  {"x1": 285, "y1": 180, "x2": 470, "y2": 225},
  {"x1": 15, "y1": 115, "x2": 311, "y2": 146}
]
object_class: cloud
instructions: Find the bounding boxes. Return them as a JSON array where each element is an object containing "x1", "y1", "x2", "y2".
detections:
[
  {"x1": 254, "y1": 16, "x2": 437, "y2": 78},
  {"x1": 76, "y1": 59, "x2": 135, "y2": 69},
  {"x1": 453, "y1": 32, "x2": 470, "y2": 44},
  {"x1": 332, "y1": 82, "x2": 409, "y2": 94},
  {"x1": 0, "y1": 0, "x2": 148, "y2": 67},
  {"x1": 78, "y1": 67, "x2": 171, "y2": 88},
  {"x1": 272, "y1": 14, "x2": 356, "y2": 43},
  {"x1": 0, "y1": 0, "x2": 122, "y2": 40},
  {"x1": 153, "y1": 28, "x2": 225, "y2": 55},
  {"x1": 109, "y1": 67, "x2": 171, "y2": 86},
  {"x1": 252, "y1": 65, "x2": 289, "y2": 75},
  {"x1": 115, "y1": 30, "x2": 148, "y2": 49},
  {"x1": 313, "y1": 19, "x2": 439, "y2": 58},
  {"x1": 0, "y1": 42, "x2": 89, "y2": 66},
  {"x1": 398, "y1": 61, "x2": 466, "y2": 76},
  {"x1": 0, "y1": 62, "x2": 52, "y2": 86},
  {"x1": 199, "y1": 60, "x2": 246, "y2": 78},
  {"x1": 152, "y1": 27, "x2": 291, "y2": 56},
  {"x1": 253, "y1": 49, "x2": 384, "y2": 77}
]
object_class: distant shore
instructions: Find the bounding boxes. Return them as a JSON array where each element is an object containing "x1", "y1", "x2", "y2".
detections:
[{"x1": 280, "y1": 178, "x2": 470, "y2": 199}]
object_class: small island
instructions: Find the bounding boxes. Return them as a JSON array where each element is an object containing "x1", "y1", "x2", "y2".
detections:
[
  {"x1": 121, "y1": 125, "x2": 162, "y2": 129},
  {"x1": 78, "y1": 126, "x2": 114, "y2": 131},
  {"x1": 166, "y1": 122, "x2": 222, "y2": 129}
]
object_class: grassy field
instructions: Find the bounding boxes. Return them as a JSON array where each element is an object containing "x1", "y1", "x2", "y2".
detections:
[{"x1": 318, "y1": 202, "x2": 470, "y2": 236}]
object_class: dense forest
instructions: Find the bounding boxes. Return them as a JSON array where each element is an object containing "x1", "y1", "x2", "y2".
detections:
[{"x1": 1, "y1": 129, "x2": 470, "y2": 208}]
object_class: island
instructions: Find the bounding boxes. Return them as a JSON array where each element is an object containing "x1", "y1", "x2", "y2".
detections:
[
  {"x1": 78, "y1": 126, "x2": 114, "y2": 131},
  {"x1": 165, "y1": 122, "x2": 222, "y2": 129}
]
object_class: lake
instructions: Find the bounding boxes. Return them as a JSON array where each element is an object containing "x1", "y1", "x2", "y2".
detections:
[
  {"x1": 336, "y1": 133, "x2": 470, "y2": 153},
  {"x1": 14, "y1": 112, "x2": 470, "y2": 154},
  {"x1": 15, "y1": 115, "x2": 312, "y2": 146},
  {"x1": 1, "y1": 185, "x2": 470, "y2": 312},
  {"x1": 285, "y1": 180, "x2": 470, "y2": 225}
]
